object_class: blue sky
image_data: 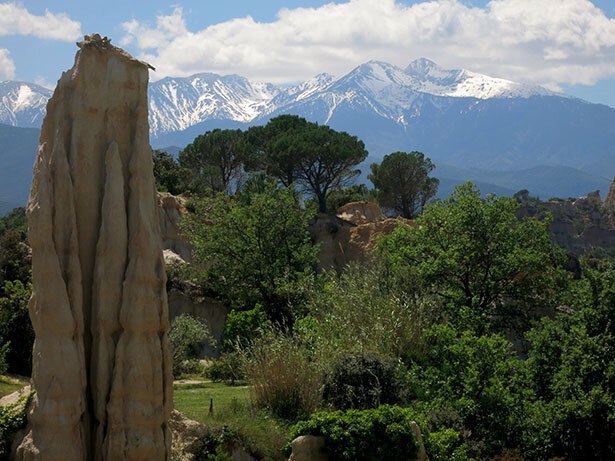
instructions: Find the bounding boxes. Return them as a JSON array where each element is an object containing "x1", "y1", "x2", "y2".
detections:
[{"x1": 1, "y1": 0, "x2": 615, "y2": 107}]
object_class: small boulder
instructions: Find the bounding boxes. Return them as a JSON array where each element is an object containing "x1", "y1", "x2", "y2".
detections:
[
  {"x1": 410, "y1": 421, "x2": 427, "y2": 461},
  {"x1": 0, "y1": 385, "x2": 31, "y2": 408},
  {"x1": 288, "y1": 435, "x2": 328, "y2": 461}
]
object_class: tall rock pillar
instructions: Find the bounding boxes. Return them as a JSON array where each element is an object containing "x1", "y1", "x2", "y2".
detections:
[{"x1": 16, "y1": 34, "x2": 173, "y2": 461}]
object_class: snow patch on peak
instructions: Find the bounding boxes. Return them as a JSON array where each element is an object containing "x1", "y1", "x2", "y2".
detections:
[
  {"x1": 0, "y1": 81, "x2": 51, "y2": 127},
  {"x1": 405, "y1": 59, "x2": 555, "y2": 99}
]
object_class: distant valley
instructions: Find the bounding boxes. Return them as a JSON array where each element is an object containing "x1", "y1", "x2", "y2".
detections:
[{"x1": 2, "y1": 58, "x2": 615, "y2": 213}]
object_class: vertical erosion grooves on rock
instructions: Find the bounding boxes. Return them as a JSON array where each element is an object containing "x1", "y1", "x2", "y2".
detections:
[{"x1": 16, "y1": 34, "x2": 172, "y2": 461}]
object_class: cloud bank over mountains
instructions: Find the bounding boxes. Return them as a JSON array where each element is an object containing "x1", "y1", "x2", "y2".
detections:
[{"x1": 120, "y1": 0, "x2": 615, "y2": 89}]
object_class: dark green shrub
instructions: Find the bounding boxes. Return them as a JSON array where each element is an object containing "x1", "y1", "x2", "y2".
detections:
[
  {"x1": 193, "y1": 425, "x2": 236, "y2": 461},
  {"x1": 205, "y1": 353, "x2": 245, "y2": 384},
  {"x1": 289, "y1": 405, "x2": 419, "y2": 461},
  {"x1": 0, "y1": 392, "x2": 32, "y2": 458},
  {"x1": 424, "y1": 428, "x2": 471, "y2": 461},
  {"x1": 0, "y1": 342, "x2": 8, "y2": 376},
  {"x1": 322, "y1": 354, "x2": 405, "y2": 410},
  {"x1": 0, "y1": 281, "x2": 34, "y2": 375},
  {"x1": 169, "y1": 314, "x2": 214, "y2": 377},
  {"x1": 222, "y1": 307, "x2": 271, "y2": 352}
]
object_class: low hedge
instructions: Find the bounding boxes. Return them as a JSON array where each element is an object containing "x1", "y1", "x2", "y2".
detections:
[{"x1": 288, "y1": 405, "x2": 420, "y2": 461}]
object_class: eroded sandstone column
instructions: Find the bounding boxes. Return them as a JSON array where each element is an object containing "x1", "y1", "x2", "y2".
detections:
[{"x1": 16, "y1": 34, "x2": 172, "y2": 461}]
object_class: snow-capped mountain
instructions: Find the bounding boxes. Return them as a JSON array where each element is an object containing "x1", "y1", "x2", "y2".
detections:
[
  {"x1": 0, "y1": 58, "x2": 558, "y2": 138},
  {"x1": 3, "y1": 58, "x2": 615, "y2": 213},
  {"x1": 404, "y1": 58, "x2": 555, "y2": 99},
  {"x1": 0, "y1": 81, "x2": 51, "y2": 128},
  {"x1": 146, "y1": 59, "x2": 557, "y2": 137},
  {"x1": 148, "y1": 73, "x2": 280, "y2": 136}
]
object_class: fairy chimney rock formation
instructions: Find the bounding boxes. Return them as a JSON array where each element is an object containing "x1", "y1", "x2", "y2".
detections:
[{"x1": 16, "y1": 34, "x2": 173, "y2": 460}]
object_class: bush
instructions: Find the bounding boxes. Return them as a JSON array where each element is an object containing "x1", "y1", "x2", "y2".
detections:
[
  {"x1": 243, "y1": 332, "x2": 321, "y2": 421},
  {"x1": 192, "y1": 425, "x2": 237, "y2": 461},
  {"x1": 307, "y1": 263, "x2": 438, "y2": 364},
  {"x1": 289, "y1": 405, "x2": 419, "y2": 461},
  {"x1": 0, "y1": 342, "x2": 8, "y2": 376},
  {"x1": 0, "y1": 281, "x2": 34, "y2": 375},
  {"x1": 205, "y1": 353, "x2": 245, "y2": 385},
  {"x1": 169, "y1": 314, "x2": 214, "y2": 377},
  {"x1": 424, "y1": 428, "x2": 471, "y2": 461},
  {"x1": 322, "y1": 354, "x2": 405, "y2": 410},
  {"x1": 0, "y1": 392, "x2": 32, "y2": 458},
  {"x1": 222, "y1": 307, "x2": 271, "y2": 352},
  {"x1": 409, "y1": 324, "x2": 526, "y2": 457}
]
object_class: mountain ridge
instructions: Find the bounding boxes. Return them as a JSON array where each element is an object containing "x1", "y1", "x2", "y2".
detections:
[{"x1": 2, "y1": 58, "x2": 615, "y2": 214}]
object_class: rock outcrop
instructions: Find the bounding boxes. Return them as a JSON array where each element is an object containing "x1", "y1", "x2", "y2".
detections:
[
  {"x1": 288, "y1": 436, "x2": 328, "y2": 461},
  {"x1": 517, "y1": 191, "x2": 615, "y2": 254},
  {"x1": 310, "y1": 202, "x2": 411, "y2": 272},
  {"x1": 336, "y1": 201, "x2": 385, "y2": 225},
  {"x1": 158, "y1": 192, "x2": 193, "y2": 262},
  {"x1": 16, "y1": 34, "x2": 172, "y2": 460},
  {"x1": 604, "y1": 177, "x2": 615, "y2": 210}
]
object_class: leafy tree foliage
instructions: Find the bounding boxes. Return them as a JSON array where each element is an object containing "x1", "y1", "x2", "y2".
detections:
[
  {"x1": 368, "y1": 151, "x2": 439, "y2": 218},
  {"x1": 0, "y1": 280, "x2": 33, "y2": 375},
  {"x1": 179, "y1": 128, "x2": 251, "y2": 195},
  {"x1": 324, "y1": 184, "x2": 374, "y2": 213},
  {"x1": 379, "y1": 182, "x2": 564, "y2": 334},
  {"x1": 0, "y1": 230, "x2": 30, "y2": 290},
  {"x1": 0, "y1": 207, "x2": 26, "y2": 238},
  {"x1": 245, "y1": 115, "x2": 309, "y2": 187},
  {"x1": 0, "y1": 207, "x2": 33, "y2": 376},
  {"x1": 521, "y1": 260, "x2": 615, "y2": 459},
  {"x1": 247, "y1": 115, "x2": 368, "y2": 212},
  {"x1": 181, "y1": 178, "x2": 318, "y2": 323},
  {"x1": 410, "y1": 324, "x2": 527, "y2": 457},
  {"x1": 153, "y1": 149, "x2": 185, "y2": 195}
]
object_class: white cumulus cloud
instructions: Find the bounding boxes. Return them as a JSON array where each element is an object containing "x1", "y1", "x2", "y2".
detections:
[
  {"x1": 0, "y1": 2, "x2": 82, "y2": 41},
  {"x1": 0, "y1": 48, "x2": 16, "y2": 80},
  {"x1": 121, "y1": 0, "x2": 615, "y2": 88}
]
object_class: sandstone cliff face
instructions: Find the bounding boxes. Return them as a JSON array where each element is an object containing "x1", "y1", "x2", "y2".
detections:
[
  {"x1": 16, "y1": 35, "x2": 172, "y2": 460},
  {"x1": 158, "y1": 192, "x2": 193, "y2": 262},
  {"x1": 309, "y1": 202, "x2": 411, "y2": 272},
  {"x1": 336, "y1": 201, "x2": 385, "y2": 225},
  {"x1": 604, "y1": 177, "x2": 615, "y2": 210},
  {"x1": 517, "y1": 188, "x2": 615, "y2": 255},
  {"x1": 167, "y1": 290, "x2": 230, "y2": 358}
]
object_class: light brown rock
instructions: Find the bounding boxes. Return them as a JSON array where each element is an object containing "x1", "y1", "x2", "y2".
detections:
[
  {"x1": 16, "y1": 34, "x2": 172, "y2": 460},
  {"x1": 604, "y1": 177, "x2": 615, "y2": 210},
  {"x1": 336, "y1": 201, "x2": 385, "y2": 225},
  {"x1": 288, "y1": 435, "x2": 328, "y2": 461},
  {"x1": 309, "y1": 213, "x2": 412, "y2": 272},
  {"x1": 158, "y1": 192, "x2": 193, "y2": 262},
  {"x1": 168, "y1": 410, "x2": 203, "y2": 461},
  {"x1": 410, "y1": 421, "x2": 427, "y2": 461},
  {"x1": 0, "y1": 385, "x2": 31, "y2": 408}
]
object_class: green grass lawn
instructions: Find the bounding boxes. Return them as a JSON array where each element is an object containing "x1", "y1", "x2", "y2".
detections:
[
  {"x1": 174, "y1": 379, "x2": 250, "y2": 422},
  {"x1": 174, "y1": 379, "x2": 289, "y2": 461},
  {"x1": 0, "y1": 376, "x2": 28, "y2": 399}
]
